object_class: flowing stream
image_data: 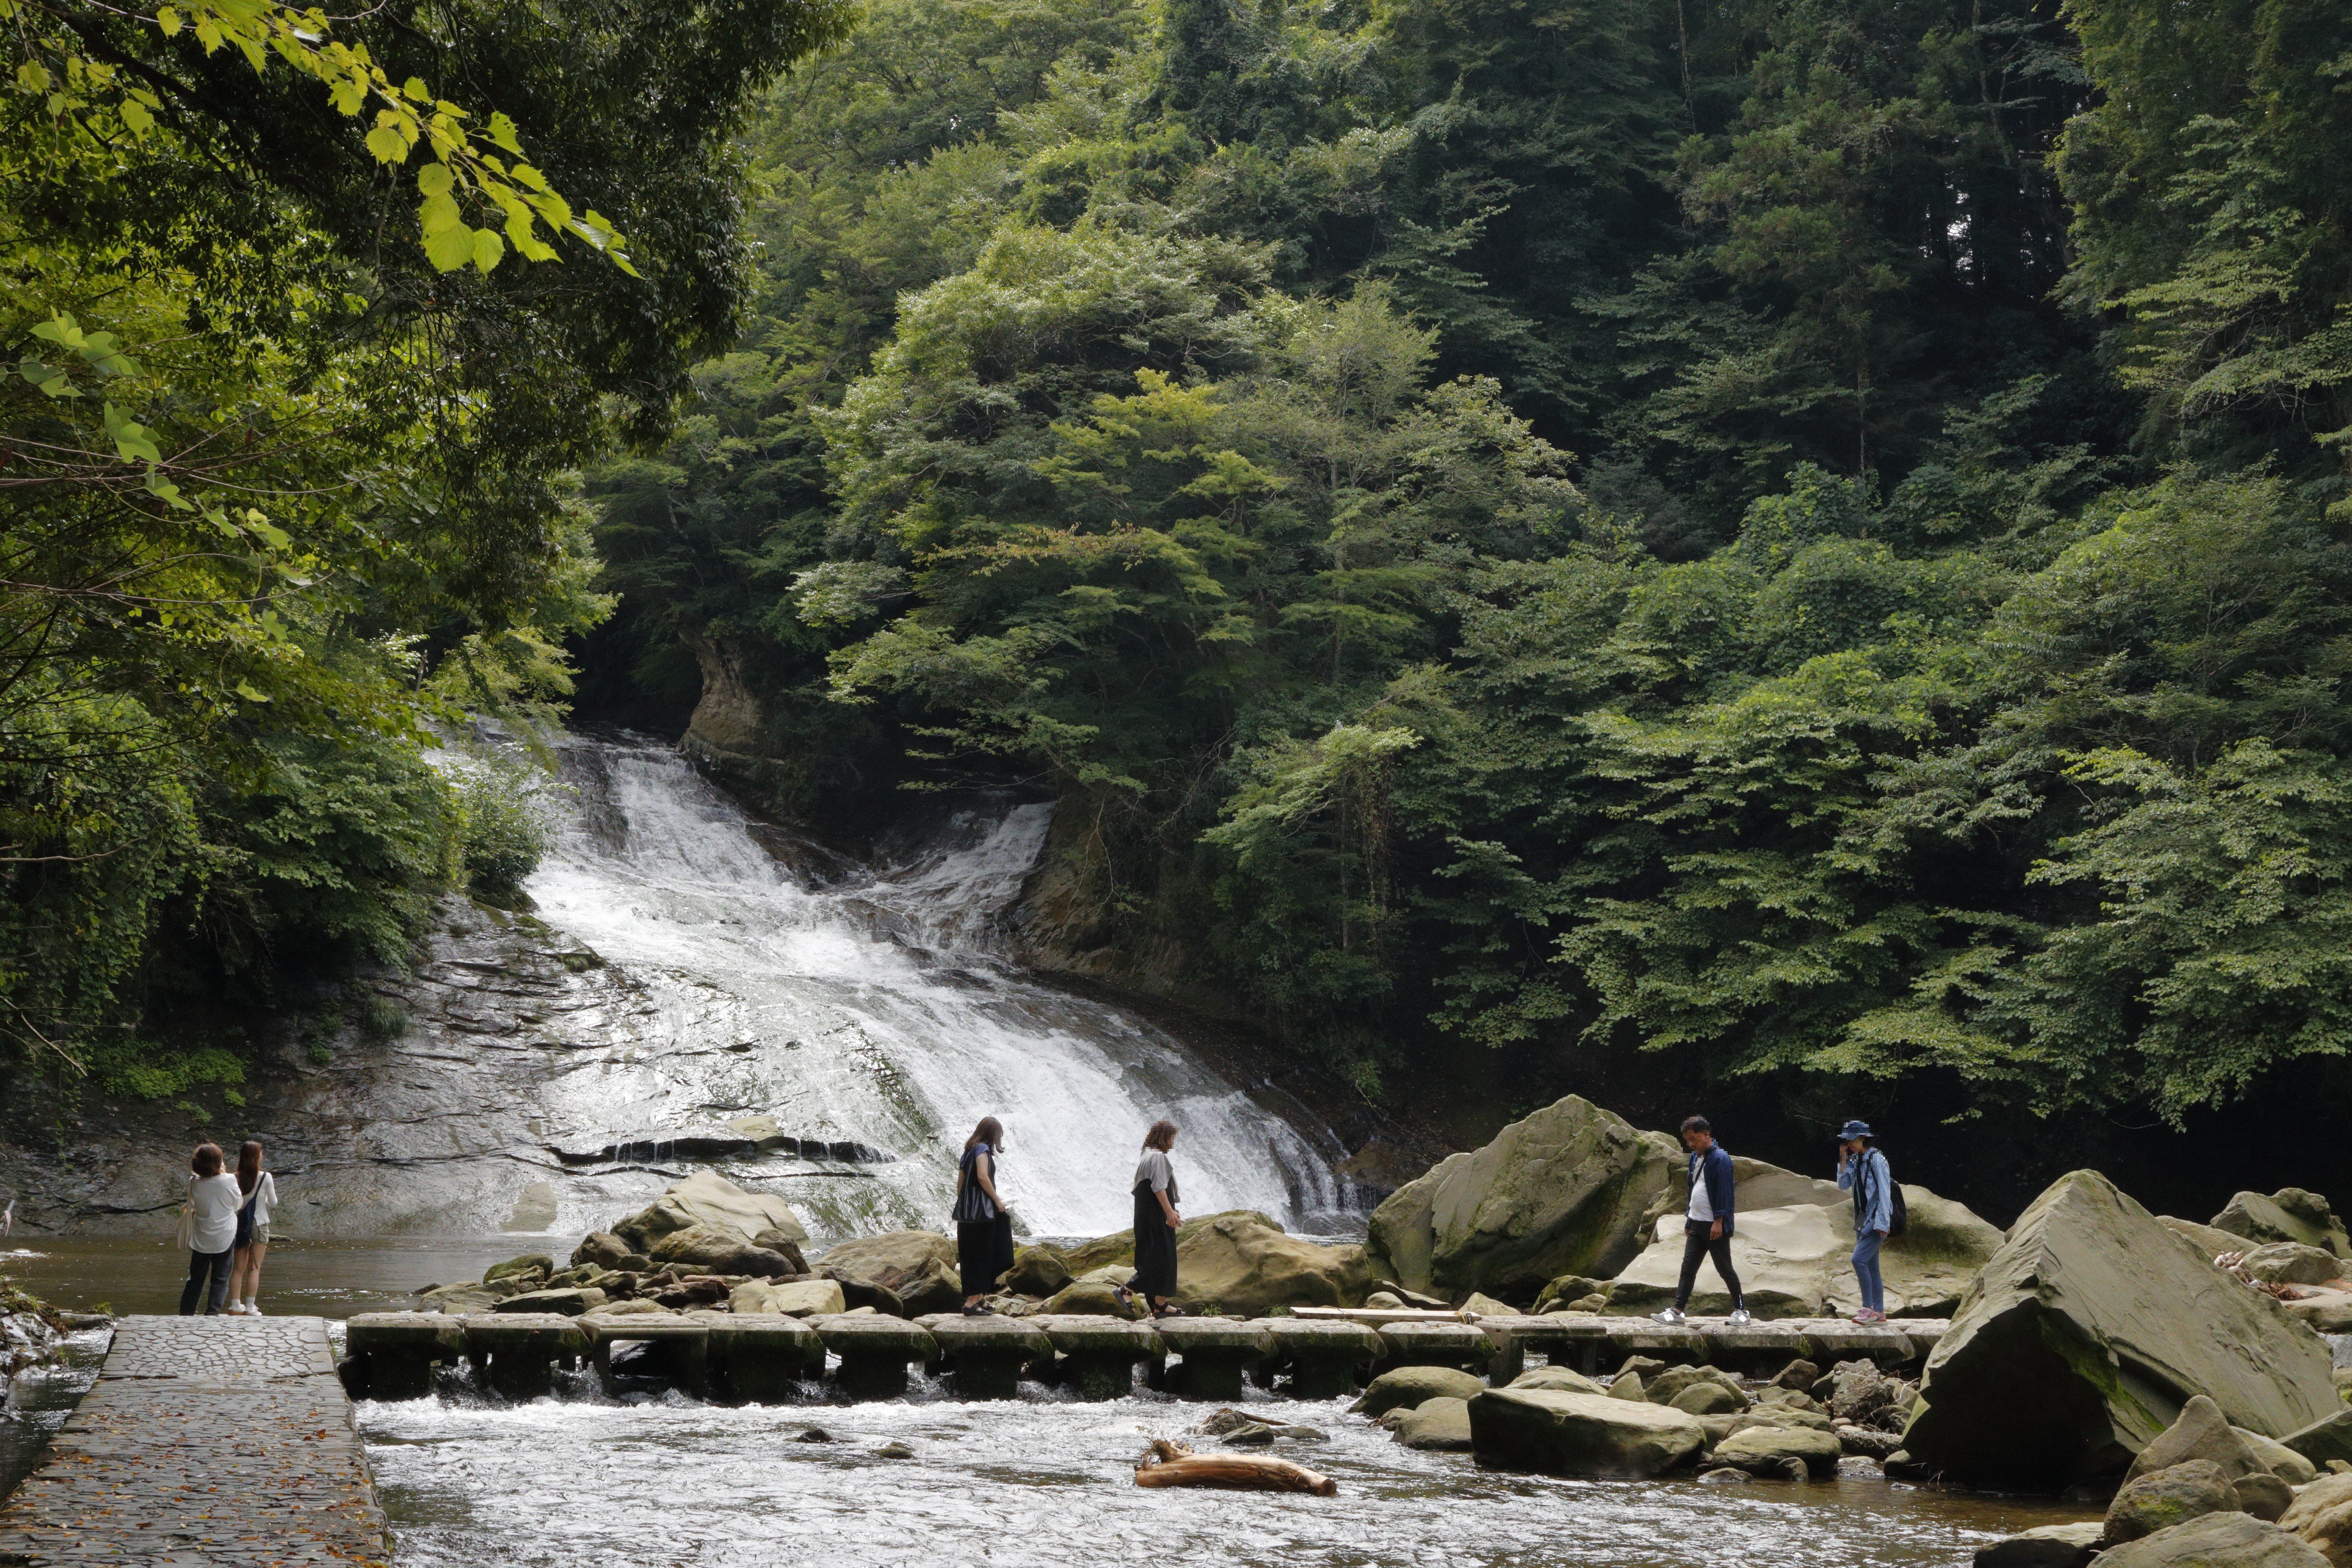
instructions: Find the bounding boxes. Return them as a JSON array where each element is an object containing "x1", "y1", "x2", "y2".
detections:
[{"x1": 524, "y1": 734, "x2": 1353, "y2": 1241}]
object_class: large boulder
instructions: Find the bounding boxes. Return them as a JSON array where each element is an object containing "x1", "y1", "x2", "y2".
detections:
[
  {"x1": 1354, "y1": 1365, "x2": 1486, "y2": 1418},
  {"x1": 646, "y1": 1225, "x2": 803, "y2": 1277},
  {"x1": 2214, "y1": 1190, "x2": 2352, "y2": 1259},
  {"x1": 1169, "y1": 1214, "x2": 1367, "y2": 1317},
  {"x1": 612, "y1": 1172, "x2": 809, "y2": 1260},
  {"x1": 1467, "y1": 1388, "x2": 1705, "y2": 1478},
  {"x1": 2244, "y1": 1245, "x2": 2348, "y2": 1286},
  {"x1": 1606, "y1": 1188, "x2": 2001, "y2": 1319},
  {"x1": 2103, "y1": 1460, "x2": 2242, "y2": 1544},
  {"x1": 1707, "y1": 1423, "x2": 1844, "y2": 1479},
  {"x1": 2125, "y1": 1396, "x2": 2273, "y2": 1486},
  {"x1": 821, "y1": 1231, "x2": 963, "y2": 1314},
  {"x1": 1364, "y1": 1096, "x2": 1680, "y2": 1300},
  {"x1": 1003, "y1": 1245, "x2": 1072, "y2": 1298},
  {"x1": 1974, "y1": 1522, "x2": 2104, "y2": 1568},
  {"x1": 1903, "y1": 1170, "x2": 2341, "y2": 1490},
  {"x1": 2095, "y1": 1511, "x2": 2331, "y2": 1567},
  {"x1": 732, "y1": 1278, "x2": 846, "y2": 1316},
  {"x1": 1393, "y1": 1397, "x2": 1474, "y2": 1452}
]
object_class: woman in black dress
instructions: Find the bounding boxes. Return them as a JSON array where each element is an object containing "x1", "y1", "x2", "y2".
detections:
[
  {"x1": 953, "y1": 1117, "x2": 1014, "y2": 1314},
  {"x1": 1118, "y1": 1119, "x2": 1184, "y2": 1317}
]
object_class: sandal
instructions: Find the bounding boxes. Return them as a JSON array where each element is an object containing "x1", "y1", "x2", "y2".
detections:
[
  {"x1": 1112, "y1": 1284, "x2": 1135, "y2": 1309},
  {"x1": 962, "y1": 1302, "x2": 995, "y2": 1316},
  {"x1": 1152, "y1": 1305, "x2": 1188, "y2": 1319}
]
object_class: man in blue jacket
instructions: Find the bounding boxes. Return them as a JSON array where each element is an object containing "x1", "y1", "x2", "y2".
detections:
[{"x1": 1654, "y1": 1115, "x2": 1751, "y2": 1325}]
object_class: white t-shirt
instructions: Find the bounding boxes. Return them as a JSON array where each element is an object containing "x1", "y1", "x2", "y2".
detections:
[
  {"x1": 1686, "y1": 1159, "x2": 1714, "y2": 1224},
  {"x1": 1133, "y1": 1149, "x2": 1174, "y2": 1193},
  {"x1": 240, "y1": 1170, "x2": 277, "y2": 1228},
  {"x1": 186, "y1": 1172, "x2": 242, "y2": 1253}
]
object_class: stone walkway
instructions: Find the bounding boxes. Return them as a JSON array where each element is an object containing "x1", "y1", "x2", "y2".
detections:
[{"x1": 0, "y1": 1315, "x2": 389, "y2": 1567}]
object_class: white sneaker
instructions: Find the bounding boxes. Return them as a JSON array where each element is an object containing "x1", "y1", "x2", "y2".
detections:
[
  {"x1": 1727, "y1": 1308, "x2": 1753, "y2": 1326},
  {"x1": 245, "y1": 1302, "x2": 264, "y2": 1316},
  {"x1": 1651, "y1": 1307, "x2": 1686, "y2": 1325},
  {"x1": 224, "y1": 1301, "x2": 249, "y2": 1315}
]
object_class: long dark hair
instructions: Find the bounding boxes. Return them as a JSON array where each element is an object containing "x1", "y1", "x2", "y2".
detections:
[
  {"x1": 965, "y1": 1116, "x2": 1004, "y2": 1152},
  {"x1": 1142, "y1": 1120, "x2": 1177, "y2": 1152},
  {"x1": 236, "y1": 1140, "x2": 264, "y2": 1195},
  {"x1": 191, "y1": 1142, "x2": 224, "y2": 1177}
]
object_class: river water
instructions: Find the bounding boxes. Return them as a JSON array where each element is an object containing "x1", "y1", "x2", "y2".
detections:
[{"x1": 358, "y1": 1375, "x2": 2096, "y2": 1568}]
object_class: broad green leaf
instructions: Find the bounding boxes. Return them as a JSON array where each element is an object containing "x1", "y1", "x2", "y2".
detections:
[
  {"x1": 122, "y1": 98, "x2": 155, "y2": 134},
  {"x1": 471, "y1": 227, "x2": 506, "y2": 273},
  {"x1": 105, "y1": 403, "x2": 162, "y2": 464},
  {"x1": 156, "y1": 6, "x2": 181, "y2": 33},
  {"x1": 17, "y1": 61, "x2": 51, "y2": 92},
  {"x1": 418, "y1": 190, "x2": 462, "y2": 233},
  {"x1": 234, "y1": 682, "x2": 272, "y2": 703},
  {"x1": 505, "y1": 213, "x2": 557, "y2": 262},
  {"x1": 487, "y1": 110, "x2": 523, "y2": 153},
  {"x1": 364, "y1": 125, "x2": 407, "y2": 163},
  {"x1": 416, "y1": 162, "x2": 453, "y2": 196},
  {"x1": 401, "y1": 76, "x2": 430, "y2": 101},
  {"x1": 423, "y1": 223, "x2": 475, "y2": 271}
]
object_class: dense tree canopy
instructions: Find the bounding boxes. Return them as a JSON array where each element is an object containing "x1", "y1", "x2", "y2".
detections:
[
  {"x1": 583, "y1": 0, "x2": 2352, "y2": 1132},
  {"x1": 0, "y1": 0, "x2": 848, "y2": 1076}
]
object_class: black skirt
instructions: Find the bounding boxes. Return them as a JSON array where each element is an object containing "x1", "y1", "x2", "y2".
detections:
[
  {"x1": 958, "y1": 1213, "x2": 1014, "y2": 1298},
  {"x1": 1129, "y1": 1180, "x2": 1178, "y2": 1299}
]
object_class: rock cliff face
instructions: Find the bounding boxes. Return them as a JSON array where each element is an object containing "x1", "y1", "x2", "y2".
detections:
[
  {"x1": 1363, "y1": 1096, "x2": 1681, "y2": 1301},
  {"x1": 0, "y1": 898, "x2": 892, "y2": 1240}
]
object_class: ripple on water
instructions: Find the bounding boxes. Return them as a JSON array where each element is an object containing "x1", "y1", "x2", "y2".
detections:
[{"x1": 359, "y1": 1384, "x2": 2093, "y2": 1568}]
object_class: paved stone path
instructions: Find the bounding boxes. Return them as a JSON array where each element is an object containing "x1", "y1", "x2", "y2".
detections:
[{"x1": 0, "y1": 1315, "x2": 389, "y2": 1567}]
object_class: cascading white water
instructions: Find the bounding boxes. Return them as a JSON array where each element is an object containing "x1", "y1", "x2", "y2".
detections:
[{"x1": 523, "y1": 733, "x2": 1352, "y2": 1241}]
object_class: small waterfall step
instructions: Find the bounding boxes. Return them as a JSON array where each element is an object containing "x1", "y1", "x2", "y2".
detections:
[{"x1": 0, "y1": 1315, "x2": 390, "y2": 1568}]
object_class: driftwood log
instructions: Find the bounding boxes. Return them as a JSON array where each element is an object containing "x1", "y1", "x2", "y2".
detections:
[{"x1": 1133, "y1": 1439, "x2": 1338, "y2": 1497}]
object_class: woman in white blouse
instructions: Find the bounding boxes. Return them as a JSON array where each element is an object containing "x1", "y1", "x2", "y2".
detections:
[
  {"x1": 226, "y1": 1139, "x2": 277, "y2": 1316},
  {"x1": 178, "y1": 1143, "x2": 242, "y2": 1315}
]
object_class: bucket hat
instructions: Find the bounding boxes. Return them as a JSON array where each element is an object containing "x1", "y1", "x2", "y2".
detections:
[{"x1": 1836, "y1": 1119, "x2": 1873, "y2": 1141}]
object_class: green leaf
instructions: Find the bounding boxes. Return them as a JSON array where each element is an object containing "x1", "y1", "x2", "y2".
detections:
[
  {"x1": 418, "y1": 190, "x2": 463, "y2": 234},
  {"x1": 505, "y1": 213, "x2": 557, "y2": 262},
  {"x1": 471, "y1": 227, "x2": 506, "y2": 273},
  {"x1": 234, "y1": 682, "x2": 272, "y2": 703},
  {"x1": 18, "y1": 359, "x2": 76, "y2": 397},
  {"x1": 364, "y1": 125, "x2": 408, "y2": 163},
  {"x1": 423, "y1": 223, "x2": 475, "y2": 272},
  {"x1": 416, "y1": 162, "x2": 453, "y2": 197},
  {"x1": 156, "y1": 6, "x2": 181, "y2": 34},
  {"x1": 104, "y1": 402, "x2": 162, "y2": 465},
  {"x1": 487, "y1": 111, "x2": 523, "y2": 153}
]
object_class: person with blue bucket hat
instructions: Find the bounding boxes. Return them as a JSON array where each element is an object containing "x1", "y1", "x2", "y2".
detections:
[{"x1": 1836, "y1": 1119, "x2": 1893, "y2": 1323}]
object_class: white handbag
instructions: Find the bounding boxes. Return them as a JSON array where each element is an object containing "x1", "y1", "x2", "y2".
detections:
[{"x1": 174, "y1": 1198, "x2": 196, "y2": 1251}]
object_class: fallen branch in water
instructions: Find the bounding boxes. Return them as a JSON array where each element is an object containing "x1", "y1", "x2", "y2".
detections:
[{"x1": 1134, "y1": 1439, "x2": 1337, "y2": 1496}]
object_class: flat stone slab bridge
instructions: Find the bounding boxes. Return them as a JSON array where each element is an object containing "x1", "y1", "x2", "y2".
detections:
[
  {"x1": 0, "y1": 1315, "x2": 389, "y2": 1568},
  {"x1": 341, "y1": 1306, "x2": 1944, "y2": 1405}
]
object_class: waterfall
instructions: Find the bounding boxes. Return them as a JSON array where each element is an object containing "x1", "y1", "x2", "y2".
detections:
[{"x1": 523, "y1": 734, "x2": 1353, "y2": 1241}]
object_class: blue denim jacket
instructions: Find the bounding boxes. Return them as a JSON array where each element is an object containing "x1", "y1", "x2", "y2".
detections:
[{"x1": 1686, "y1": 1143, "x2": 1736, "y2": 1238}]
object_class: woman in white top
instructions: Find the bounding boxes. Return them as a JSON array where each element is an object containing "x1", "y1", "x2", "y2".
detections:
[
  {"x1": 1115, "y1": 1120, "x2": 1184, "y2": 1318},
  {"x1": 178, "y1": 1143, "x2": 243, "y2": 1315},
  {"x1": 226, "y1": 1139, "x2": 278, "y2": 1316}
]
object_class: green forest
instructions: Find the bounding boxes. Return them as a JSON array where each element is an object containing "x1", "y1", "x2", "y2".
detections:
[{"x1": 8, "y1": 0, "x2": 2352, "y2": 1142}]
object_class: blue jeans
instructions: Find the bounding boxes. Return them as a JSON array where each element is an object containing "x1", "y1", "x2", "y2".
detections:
[{"x1": 1851, "y1": 1228, "x2": 1885, "y2": 1314}]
